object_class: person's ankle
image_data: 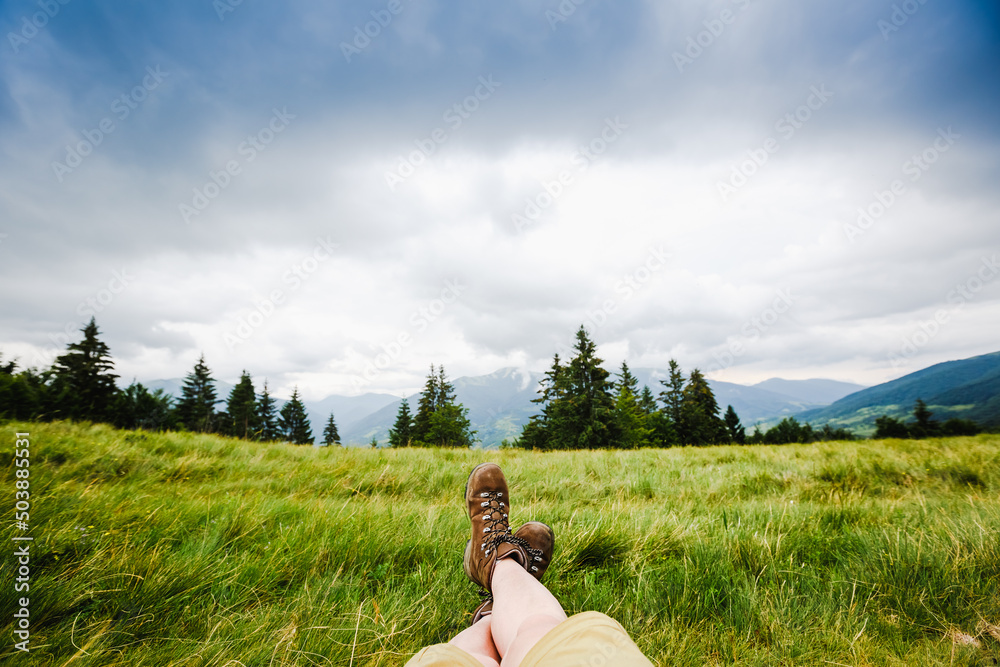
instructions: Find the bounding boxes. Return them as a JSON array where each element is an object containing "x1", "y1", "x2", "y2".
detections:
[{"x1": 490, "y1": 555, "x2": 524, "y2": 589}]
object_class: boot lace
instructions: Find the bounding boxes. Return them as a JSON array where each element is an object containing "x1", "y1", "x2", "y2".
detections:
[{"x1": 478, "y1": 491, "x2": 545, "y2": 570}]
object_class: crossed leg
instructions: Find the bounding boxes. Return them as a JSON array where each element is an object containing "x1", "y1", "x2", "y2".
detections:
[
  {"x1": 491, "y1": 558, "x2": 568, "y2": 666},
  {"x1": 449, "y1": 558, "x2": 567, "y2": 667}
]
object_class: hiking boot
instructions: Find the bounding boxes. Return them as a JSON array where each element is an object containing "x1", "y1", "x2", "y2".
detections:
[
  {"x1": 463, "y1": 463, "x2": 530, "y2": 593},
  {"x1": 470, "y1": 521, "x2": 555, "y2": 624}
]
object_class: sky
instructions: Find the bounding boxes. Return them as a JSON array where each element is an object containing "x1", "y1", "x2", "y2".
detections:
[{"x1": 1, "y1": 0, "x2": 998, "y2": 401}]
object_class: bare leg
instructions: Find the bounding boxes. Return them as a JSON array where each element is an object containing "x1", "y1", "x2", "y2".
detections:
[
  {"x1": 490, "y1": 558, "x2": 568, "y2": 667},
  {"x1": 449, "y1": 615, "x2": 501, "y2": 667}
]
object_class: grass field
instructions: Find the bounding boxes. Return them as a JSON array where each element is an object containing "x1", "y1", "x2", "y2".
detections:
[{"x1": 2, "y1": 421, "x2": 999, "y2": 666}]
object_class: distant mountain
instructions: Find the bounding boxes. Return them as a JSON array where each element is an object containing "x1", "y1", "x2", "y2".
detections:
[
  {"x1": 304, "y1": 392, "x2": 402, "y2": 435},
  {"x1": 796, "y1": 350, "x2": 1000, "y2": 433},
  {"x1": 752, "y1": 378, "x2": 867, "y2": 405},
  {"x1": 342, "y1": 367, "x2": 543, "y2": 447}
]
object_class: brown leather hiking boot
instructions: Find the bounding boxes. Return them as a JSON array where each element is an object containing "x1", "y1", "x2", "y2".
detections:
[
  {"x1": 463, "y1": 463, "x2": 531, "y2": 593},
  {"x1": 469, "y1": 521, "x2": 555, "y2": 625}
]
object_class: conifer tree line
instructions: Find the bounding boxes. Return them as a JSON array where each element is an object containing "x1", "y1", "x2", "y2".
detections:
[
  {"x1": 4, "y1": 319, "x2": 983, "y2": 448},
  {"x1": 0, "y1": 318, "x2": 334, "y2": 445},
  {"x1": 514, "y1": 325, "x2": 862, "y2": 449},
  {"x1": 388, "y1": 364, "x2": 476, "y2": 447}
]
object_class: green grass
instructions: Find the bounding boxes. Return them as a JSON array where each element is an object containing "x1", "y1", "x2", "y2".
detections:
[{"x1": 2, "y1": 422, "x2": 1000, "y2": 666}]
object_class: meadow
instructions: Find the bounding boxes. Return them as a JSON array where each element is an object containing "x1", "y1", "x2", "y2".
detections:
[{"x1": 2, "y1": 421, "x2": 999, "y2": 666}]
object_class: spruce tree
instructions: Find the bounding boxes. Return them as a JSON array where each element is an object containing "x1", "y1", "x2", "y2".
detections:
[
  {"x1": 658, "y1": 359, "x2": 685, "y2": 441},
  {"x1": 724, "y1": 405, "x2": 746, "y2": 444},
  {"x1": 256, "y1": 380, "x2": 279, "y2": 441},
  {"x1": 225, "y1": 371, "x2": 258, "y2": 439},
  {"x1": 518, "y1": 354, "x2": 564, "y2": 450},
  {"x1": 638, "y1": 385, "x2": 658, "y2": 415},
  {"x1": 680, "y1": 369, "x2": 727, "y2": 445},
  {"x1": 176, "y1": 355, "x2": 219, "y2": 432},
  {"x1": 909, "y1": 398, "x2": 939, "y2": 438},
  {"x1": 614, "y1": 361, "x2": 652, "y2": 449},
  {"x1": 426, "y1": 402, "x2": 476, "y2": 447},
  {"x1": 436, "y1": 365, "x2": 456, "y2": 409},
  {"x1": 408, "y1": 365, "x2": 475, "y2": 447},
  {"x1": 322, "y1": 413, "x2": 341, "y2": 446},
  {"x1": 550, "y1": 326, "x2": 619, "y2": 449},
  {"x1": 279, "y1": 387, "x2": 313, "y2": 445},
  {"x1": 411, "y1": 364, "x2": 438, "y2": 443},
  {"x1": 388, "y1": 398, "x2": 414, "y2": 447},
  {"x1": 50, "y1": 317, "x2": 119, "y2": 422}
]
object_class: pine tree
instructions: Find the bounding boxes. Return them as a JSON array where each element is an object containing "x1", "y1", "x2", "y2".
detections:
[
  {"x1": 436, "y1": 365, "x2": 456, "y2": 409},
  {"x1": 426, "y1": 402, "x2": 477, "y2": 447},
  {"x1": 388, "y1": 399, "x2": 414, "y2": 447},
  {"x1": 176, "y1": 355, "x2": 219, "y2": 432},
  {"x1": 680, "y1": 369, "x2": 727, "y2": 445},
  {"x1": 519, "y1": 354, "x2": 564, "y2": 450},
  {"x1": 638, "y1": 385, "x2": 658, "y2": 415},
  {"x1": 407, "y1": 365, "x2": 475, "y2": 447},
  {"x1": 50, "y1": 317, "x2": 119, "y2": 422},
  {"x1": 909, "y1": 398, "x2": 939, "y2": 438},
  {"x1": 279, "y1": 387, "x2": 313, "y2": 445},
  {"x1": 724, "y1": 405, "x2": 746, "y2": 444},
  {"x1": 321, "y1": 413, "x2": 341, "y2": 446},
  {"x1": 225, "y1": 371, "x2": 258, "y2": 439},
  {"x1": 614, "y1": 361, "x2": 652, "y2": 449},
  {"x1": 549, "y1": 326, "x2": 619, "y2": 449},
  {"x1": 256, "y1": 380, "x2": 279, "y2": 441},
  {"x1": 411, "y1": 364, "x2": 438, "y2": 443},
  {"x1": 658, "y1": 359, "x2": 685, "y2": 441}
]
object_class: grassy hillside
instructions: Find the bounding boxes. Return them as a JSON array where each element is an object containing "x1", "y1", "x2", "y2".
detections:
[
  {"x1": 2, "y1": 422, "x2": 999, "y2": 666},
  {"x1": 797, "y1": 350, "x2": 1000, "y2": 432}
]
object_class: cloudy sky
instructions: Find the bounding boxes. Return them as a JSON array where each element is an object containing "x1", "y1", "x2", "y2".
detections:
[{"x1": 1, "y1": 0, "x2": 998, "y2": 400}]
